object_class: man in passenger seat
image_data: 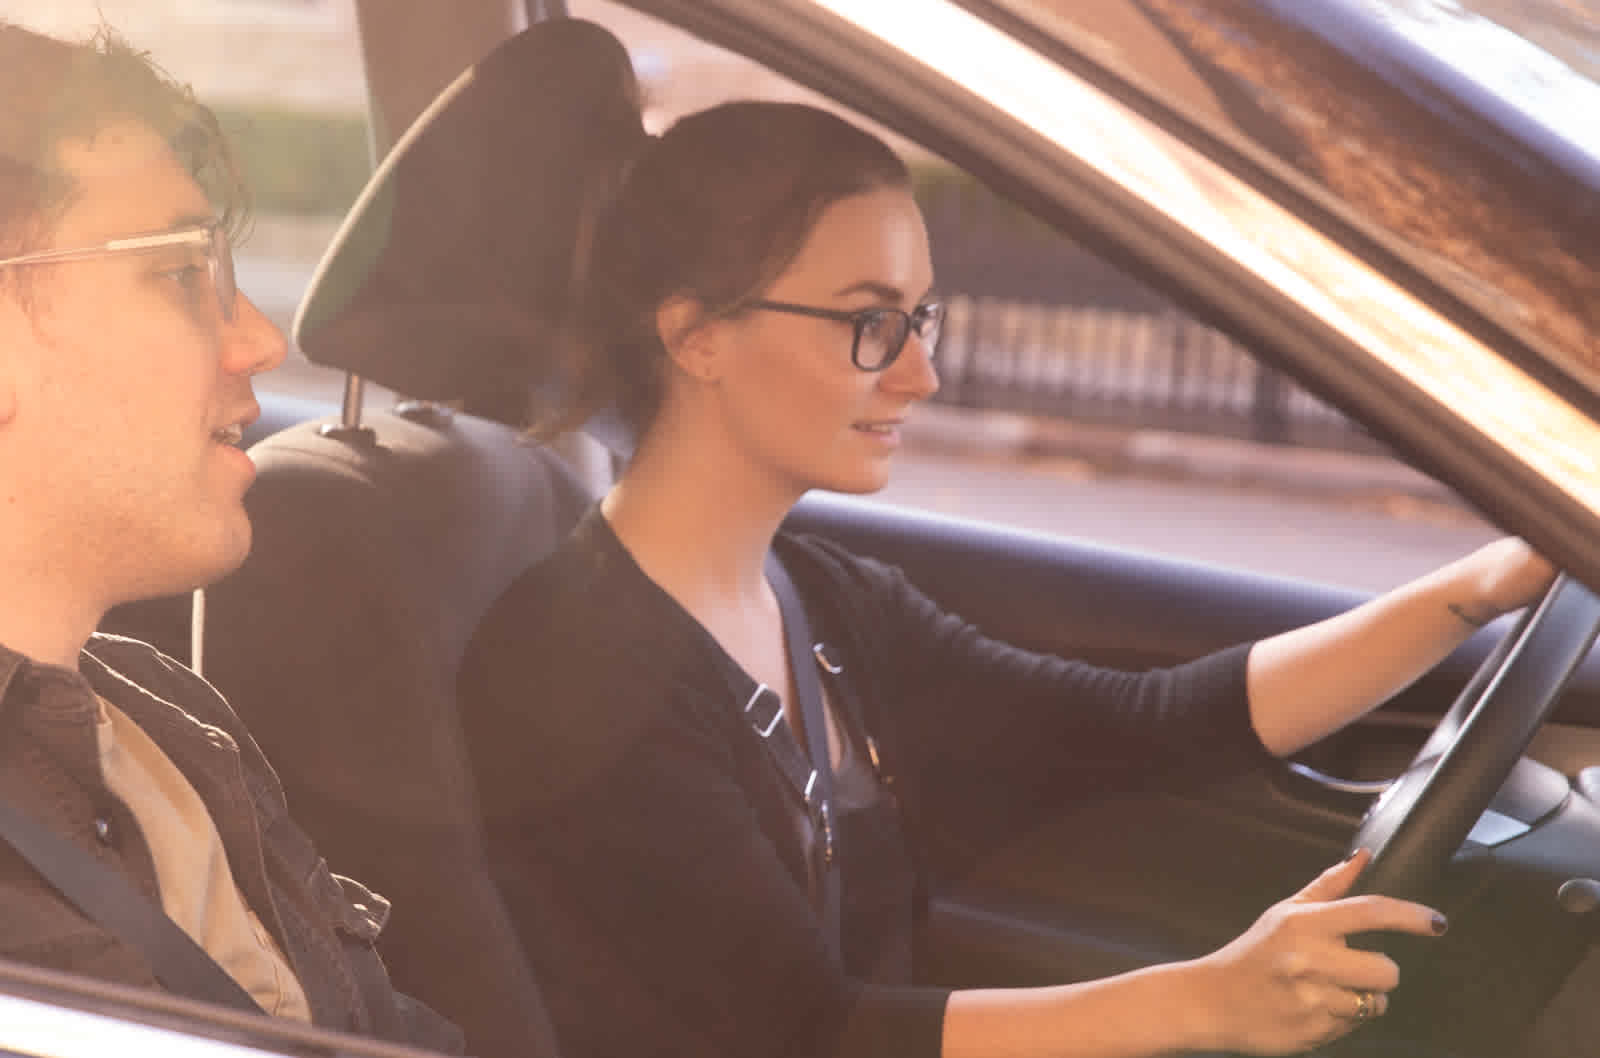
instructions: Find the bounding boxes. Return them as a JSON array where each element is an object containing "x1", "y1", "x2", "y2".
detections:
[{"x1": 0, "y1": 22, "x2": 462, "y2": 1052}]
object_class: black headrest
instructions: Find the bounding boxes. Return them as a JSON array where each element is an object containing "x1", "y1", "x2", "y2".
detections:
[{"x1": 294, "y1": 19, "x2": 646, "y2": 424}]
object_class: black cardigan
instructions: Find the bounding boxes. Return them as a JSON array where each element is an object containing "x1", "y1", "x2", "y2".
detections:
[{"x1": 458, "y1": 508, "x2": 1270, "y2": 1058}]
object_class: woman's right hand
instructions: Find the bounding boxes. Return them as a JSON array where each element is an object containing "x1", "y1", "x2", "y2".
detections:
[{"x1": 1183, "y1": 849, "x2": 1448, "y2": 1054}]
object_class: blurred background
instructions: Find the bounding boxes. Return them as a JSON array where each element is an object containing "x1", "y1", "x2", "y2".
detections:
[{"x1": 9, "y1": 0, "x2": 1594, "y2": 589}]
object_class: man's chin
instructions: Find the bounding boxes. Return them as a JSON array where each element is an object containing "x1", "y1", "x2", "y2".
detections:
[
  {"x1": 171, "y1": 519, "x2": 254, "y2": 596},
  {"x1": 211, "y1": 520, "x2": 254, "y2": 582}
]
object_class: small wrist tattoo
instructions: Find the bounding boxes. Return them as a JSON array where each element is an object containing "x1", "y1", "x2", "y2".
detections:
[{"x1": 1448, "y1": 602, "x2": 1490, "y2": 629}]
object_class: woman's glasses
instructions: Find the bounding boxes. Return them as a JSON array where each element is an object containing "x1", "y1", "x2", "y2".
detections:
[
  {"x1": 0, "y1": 220, "x2": 236, "y2": 323},
  {"x1": 747, "y1": 299, "x2": 944, "y2": 371}
]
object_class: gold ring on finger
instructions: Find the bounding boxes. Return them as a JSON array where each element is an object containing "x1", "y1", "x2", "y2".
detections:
[{"x1": 1353, "y1": 991, "x2": 1375, "y2": 1021}]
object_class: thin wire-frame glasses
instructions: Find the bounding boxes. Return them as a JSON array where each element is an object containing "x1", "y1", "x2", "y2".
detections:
[
  {"x1": 0, "y1": 221, "x2": 236, "y2": 323},
  {"x1": 747, "y1": 298, "x2": 945, "y2": 371}
]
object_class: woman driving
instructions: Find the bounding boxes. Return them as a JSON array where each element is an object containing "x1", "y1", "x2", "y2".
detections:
[{"x1": 457, "y1": 100, "x2": 1552, "y2": 1058}]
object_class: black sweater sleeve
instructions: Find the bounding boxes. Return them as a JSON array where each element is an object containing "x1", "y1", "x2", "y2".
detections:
[{"x1": 787, "y1": 536, "x2": 1275, "y2": 850}]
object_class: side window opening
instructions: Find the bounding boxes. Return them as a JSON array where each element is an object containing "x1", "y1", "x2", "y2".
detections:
[{"x1": 570, "y1": 0, "x2": 1498, "y2": 590}]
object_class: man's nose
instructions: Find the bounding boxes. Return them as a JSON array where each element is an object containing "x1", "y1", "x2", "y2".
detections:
[{"x1": 222, "y1": 292, "x2": 288, "y2": 377}]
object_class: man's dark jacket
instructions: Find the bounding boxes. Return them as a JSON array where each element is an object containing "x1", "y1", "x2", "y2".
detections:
[{"x1": 0, "y1": 633, "x2": 461, "y2": 1052}]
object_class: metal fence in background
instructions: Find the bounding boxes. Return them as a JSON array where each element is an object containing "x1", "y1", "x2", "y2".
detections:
[
  {"x1": 915, "y1": 181, "x2": 1381, "y2": 455},
  {"x1": 930, "y1": 296, "x2": 1383, "y2": 454}
]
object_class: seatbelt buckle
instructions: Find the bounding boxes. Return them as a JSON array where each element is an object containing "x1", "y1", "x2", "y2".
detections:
[
  {"x1": 743, "y1": 683, "x2": 783, "y2": 739},
  {"x1": 803, "y1": 770, "x2": 836, "y2": 867}
]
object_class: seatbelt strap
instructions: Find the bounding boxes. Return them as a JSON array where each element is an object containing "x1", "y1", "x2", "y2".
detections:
[
  {"x1": 763, "y1": 553, "x2": 842, "y2": 964},
  {"x1": 0, "y1": 795, "x2": 265, "y2": 1014}
]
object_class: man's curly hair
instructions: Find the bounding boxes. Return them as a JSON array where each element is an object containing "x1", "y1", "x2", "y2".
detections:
[{"x1": 0, "y1": 21, "x2": 247, "y2": 296}]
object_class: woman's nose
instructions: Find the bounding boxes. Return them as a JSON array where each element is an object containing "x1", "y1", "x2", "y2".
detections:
[{"x1": 881, "y1": 331, "x2": 941, "y2": 400}]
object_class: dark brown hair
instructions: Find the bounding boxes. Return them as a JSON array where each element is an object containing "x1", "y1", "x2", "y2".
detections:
[
  {"x1": 0, "y1": 22, "x2": 245, "y2": 290},
  {"x1": 541, "y1": 101, "x2": 912, "y2": 440}
]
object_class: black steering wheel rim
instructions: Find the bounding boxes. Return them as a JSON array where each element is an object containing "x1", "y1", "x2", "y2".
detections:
[{"x1": 1350, "y1": 574, "x2": 1600, "y2": 903}]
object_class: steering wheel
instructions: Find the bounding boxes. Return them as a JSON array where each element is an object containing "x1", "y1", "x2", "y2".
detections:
[{"x1": 1349, "y1": 574, "x2": 1600, "y2": 904}]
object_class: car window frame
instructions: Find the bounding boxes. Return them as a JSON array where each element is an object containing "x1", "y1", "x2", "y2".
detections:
[
  {"x1": 964, "y1": 0, "x2": 1600, "y2": 417},
  {"x1": 0, "y1": 955, "x2": 451, "y2": 1058}
]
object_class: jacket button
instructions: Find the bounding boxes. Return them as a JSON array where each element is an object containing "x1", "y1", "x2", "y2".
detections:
[{"x1": 93, "y1": 818, "x2": 112, "y2": 845}]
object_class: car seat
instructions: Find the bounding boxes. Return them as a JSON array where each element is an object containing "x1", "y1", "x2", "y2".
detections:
[{"x1": 196, "y1": 20, "x2": 647, "y2": 1056}]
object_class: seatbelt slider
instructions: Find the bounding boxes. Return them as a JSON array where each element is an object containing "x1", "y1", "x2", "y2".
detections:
[{"x1": 743, "y1": 683, "x2": 783, "y2": 739}]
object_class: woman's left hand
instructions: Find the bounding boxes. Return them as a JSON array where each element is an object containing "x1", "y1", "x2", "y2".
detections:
[{"x1": 1462, "y1": 538, "x2": 1558, "y2": 625}]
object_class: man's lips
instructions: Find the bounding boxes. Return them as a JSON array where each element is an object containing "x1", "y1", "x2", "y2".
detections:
[{"x1": 211, "y1": 403, "x2": 260, "y2": 447}]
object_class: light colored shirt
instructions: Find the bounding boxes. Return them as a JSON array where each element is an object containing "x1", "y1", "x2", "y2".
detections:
[{"x1": 95, "y1": 695, "x2": 312, "y2": 1021}]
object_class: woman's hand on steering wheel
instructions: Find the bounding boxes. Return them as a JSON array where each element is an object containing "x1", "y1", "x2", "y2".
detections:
[
  {"x1": 1458, "y1": 538, "x2": 1556, "y2": 627},
  {"x1": 1184, "y1": 849, "x2": 1448, "y2": 1055}
]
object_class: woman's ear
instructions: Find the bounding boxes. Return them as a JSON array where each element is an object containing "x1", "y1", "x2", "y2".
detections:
[{"x1": 656, "y1": 296, "x2": 722, "y2": 382}]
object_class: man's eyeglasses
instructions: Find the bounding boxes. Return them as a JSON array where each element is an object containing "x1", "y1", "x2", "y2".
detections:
[
  {"x1": 747, "y1": 299, "x2": 944, "y2": 372},
  {"x1": 0, "y1": 221, "x2": 236, "y2": 323}
]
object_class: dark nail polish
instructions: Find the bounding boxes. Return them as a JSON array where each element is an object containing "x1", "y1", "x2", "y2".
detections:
[
  {"x1": 1431, "y1": 913, "x2": 1449, "y2": 936},
  {"x1": 1342, "y1": 848, "x2": 1361, "y2": 863}
]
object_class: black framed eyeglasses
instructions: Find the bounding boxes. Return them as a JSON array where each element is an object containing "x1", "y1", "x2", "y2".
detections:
[
  {"x1": 747, "y1": 298, "x2": 944, "y2": 371},
  {"x1": 0, "y1": 220, "x2": 236, "y2": 323}
]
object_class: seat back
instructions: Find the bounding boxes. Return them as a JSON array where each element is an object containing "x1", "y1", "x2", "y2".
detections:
[
  {"x1": 205, "y1": 408, "x2": 589, "y2": 1056},
  {"x1": 197, "y1": 19, "x2": 646, "y2": 1056}
]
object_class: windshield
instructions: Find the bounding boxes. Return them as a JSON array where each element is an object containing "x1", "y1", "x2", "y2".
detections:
[
  {"x1": 1360, "y1": 0, "x2": 1600, "y2": 164},
  {"x1": 1003, "y1": 0, "x2": 1599, "y2": 405}
]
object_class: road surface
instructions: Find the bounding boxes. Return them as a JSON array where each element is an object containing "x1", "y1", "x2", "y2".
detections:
[{"x1": 872, "y1": 447, "x2": 1496, "y2": 594}]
